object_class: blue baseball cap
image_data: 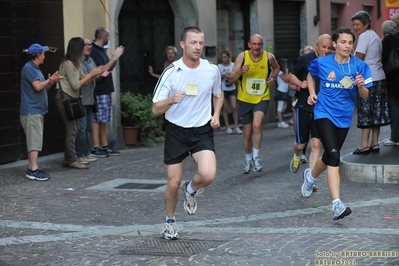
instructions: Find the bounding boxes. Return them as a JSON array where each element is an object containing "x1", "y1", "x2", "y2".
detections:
[{"x1": 27, "y1": 44, "x2": 49, "y2": 55}]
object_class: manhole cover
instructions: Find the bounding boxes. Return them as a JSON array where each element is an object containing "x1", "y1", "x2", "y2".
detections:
[
  {"x1": 114, "y1": 183, "x2": 164, "y2": 189},
  {"x1": 119, "y1": 238, "x2": 226, "y2": 256},
  {"x1": 85, "y1": 178, "x2": 167, "y2": 192}
]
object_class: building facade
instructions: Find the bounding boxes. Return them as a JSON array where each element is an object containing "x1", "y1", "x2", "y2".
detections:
[{"x1": 0, "y1": 0, "x2": 387, "y2": 164}]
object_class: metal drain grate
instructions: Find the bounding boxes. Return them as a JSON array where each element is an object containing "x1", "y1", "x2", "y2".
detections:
[
  {"x1": 119, "y1": 238, "x2": 226, "y2": 256},
  {"x1": 114, "y1": 183, "x2": 164, "y2": 189},
  {"x1": 85, "y1": 178, "x2": 167, "y2": 192}
]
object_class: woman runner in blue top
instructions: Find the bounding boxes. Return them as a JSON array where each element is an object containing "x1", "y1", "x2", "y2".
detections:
[{"x1": 303, "y1": 27, "x2": 372, "y2": 220}]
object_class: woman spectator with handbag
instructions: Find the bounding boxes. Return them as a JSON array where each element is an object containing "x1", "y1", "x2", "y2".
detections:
[{"x1": 55, "y1": 37, "x2": 104, "y2": 169}]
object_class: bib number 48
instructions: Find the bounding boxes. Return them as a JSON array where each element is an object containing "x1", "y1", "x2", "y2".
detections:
[{"x1": 252, "y1": 83, "x2": 261, "y2": 90}]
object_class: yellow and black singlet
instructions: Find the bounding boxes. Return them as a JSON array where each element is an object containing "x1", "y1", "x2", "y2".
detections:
[{"x1": 237, "y1": 50, "x2": 270, "y2": 104}]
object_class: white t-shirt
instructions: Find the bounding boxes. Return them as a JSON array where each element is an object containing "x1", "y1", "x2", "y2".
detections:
[
  {"x1": 276, "y1": 71, "x2": 289, "y2": 93},
  {"x1": 153, "y1": 58, "x2": 222, "y2": 128},
  {"x1": 355, "y1": 29, "x2": 385, "y2": 81},
  {"x1": 217, "y1": 62, "x2": 236, "y2": 91}
]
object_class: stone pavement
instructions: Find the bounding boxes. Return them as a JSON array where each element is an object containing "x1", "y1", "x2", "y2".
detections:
[{"x1": 0, "y1": 117, "x2": 398, "y2": 266}]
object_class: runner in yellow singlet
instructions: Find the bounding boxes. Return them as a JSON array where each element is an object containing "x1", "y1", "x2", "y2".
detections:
[{"x1": 229, "y1": 34, "x2": 280, "y2": 174}]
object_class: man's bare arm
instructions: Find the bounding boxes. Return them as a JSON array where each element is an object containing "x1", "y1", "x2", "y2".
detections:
[{"x1": 228, "y1": 52, "x2": 244, "y2": 84}]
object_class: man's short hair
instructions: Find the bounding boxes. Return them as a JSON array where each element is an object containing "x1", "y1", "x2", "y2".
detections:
[
  {"x1": 95, "y1": 27, "x2": 109, "y2": 40},
  {"x1": 180, "y1": 27, "x2": 202, "y2": 42}
]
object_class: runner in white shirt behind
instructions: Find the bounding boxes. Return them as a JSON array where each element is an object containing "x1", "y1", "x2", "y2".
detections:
[{"x1": 152, "y1": 26, "x2": 224, "y2": 240}]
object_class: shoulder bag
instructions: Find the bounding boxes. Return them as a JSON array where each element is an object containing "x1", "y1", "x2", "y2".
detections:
[{"x1": 59, "y1": 84, "x2": 85, "y2": 121}]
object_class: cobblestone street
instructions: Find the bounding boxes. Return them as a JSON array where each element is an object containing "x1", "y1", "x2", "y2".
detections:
[{"x1": 0, "y1": 118, "x2": 398, "y2": 266}]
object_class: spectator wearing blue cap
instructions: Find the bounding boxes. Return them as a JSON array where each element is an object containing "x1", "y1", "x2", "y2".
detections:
[{"x1": 20, "y1": 43, "x2": 63, "y2": 181}]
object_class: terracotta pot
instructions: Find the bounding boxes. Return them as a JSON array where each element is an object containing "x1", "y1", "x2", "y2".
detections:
[{"x1": 122, "y1": 126, "x2": 140, "y2": 146}]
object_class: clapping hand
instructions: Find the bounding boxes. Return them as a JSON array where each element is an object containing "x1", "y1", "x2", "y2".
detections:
[
  {"x1": 91, "y1": 65, "x2": 106, "y2": 76},
  {"x1": 48, "y1": 71, "x2": 64, "y2": 83},
  {"x1": 112, "y1": 45, "x2": 125, "y2": 60}
]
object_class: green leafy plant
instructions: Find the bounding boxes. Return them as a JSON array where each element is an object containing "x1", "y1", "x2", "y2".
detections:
[{"x1": 121, "y1": 92, "x2": 164, "y2": 146}]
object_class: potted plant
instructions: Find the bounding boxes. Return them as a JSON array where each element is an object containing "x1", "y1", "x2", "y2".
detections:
[{"x1": 121, "y1": 92, "x2": 164, "y2": 146}]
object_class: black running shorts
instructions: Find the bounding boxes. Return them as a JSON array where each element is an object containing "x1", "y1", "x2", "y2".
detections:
[
  {"x1": 164, "y1": 120, "x2": 215, "y2": 164},
  {"x1": 295, "y1": 108, "x2": 320, "y2": 144}
]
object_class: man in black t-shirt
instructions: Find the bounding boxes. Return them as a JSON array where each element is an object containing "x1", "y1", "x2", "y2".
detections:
[
  {"x1": 90, "y1": 27, "x2": 124, "y2": 157},
  {"x1": 288, "y1": 34, "x2": 333, "y2": 176}
]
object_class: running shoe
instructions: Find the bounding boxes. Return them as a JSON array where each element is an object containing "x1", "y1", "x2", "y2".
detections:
[
  {"x1": 301, "y1": 168, "x2": 315, "y2": 197},
  {"x1": 277, "y1": 122, "x2": 289, "y2": 128},
  {"x1": 25, "y1": 168, "x2": 50, "y2": 181},
  {"x1": 332, "y1": 201, "x2": 352, "y2": 220},
  {"x1": 253, "y1": 157, "x2": 262, "y2": 172},
  {"x1": 234, "y1": 127, "x2": 242, "y2": 134},
  {"x1": 90, "y1": 148, "x2": 109, "y2": 158},
  {"x1": 181, "y1": 181, "x2": 203, "y2": 215},
  {"x1": 242, "y1": 160, "x2": 252, "y2": 174},
  {"x1": 300, "y1": 154, "x2": 308, "y2": 163},
  {"x1": 290, "y1": 154, "x2": 301, "y2": 173},
  {"x1": 161, "y1": 219, "x2": 179, "y2": 240},
  {"x1": 383, "y1": 139, "x2": 399, "y2": 146}
]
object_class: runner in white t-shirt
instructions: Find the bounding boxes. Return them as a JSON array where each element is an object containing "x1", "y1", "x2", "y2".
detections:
[{"x1": 153, "y1": 27, "x2": 223, "y2": 240}]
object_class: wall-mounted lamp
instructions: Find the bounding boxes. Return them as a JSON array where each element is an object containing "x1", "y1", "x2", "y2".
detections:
[
  {"x1": 313, "y1": 15, "x2": 320, "y2": 26},
  {"x1": 314, "y1": 0, "x2": 320, "y2": 26}
]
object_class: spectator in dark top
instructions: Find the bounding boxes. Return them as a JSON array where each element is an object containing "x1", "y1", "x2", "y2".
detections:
[
  {"x1": 90, "y1": 27, "x2": 124, "y2": 157},
  {"x1": 20, "y1": 43, "x2": 63, "y2": 181},
  {"x1": 381, "y1": 18, "x2": 399, "y2": 145},
  {"x1": 288, "y1": 34, "x2": 332, "y2": 176}
]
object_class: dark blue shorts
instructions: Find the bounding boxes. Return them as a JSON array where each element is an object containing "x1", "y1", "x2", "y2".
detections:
[
  {"x1": 237, "y1": 100, "x2": 269, "y2": 125},
  {"x1": 224, "y1": 89, "x2": 237, "y2": 99}
]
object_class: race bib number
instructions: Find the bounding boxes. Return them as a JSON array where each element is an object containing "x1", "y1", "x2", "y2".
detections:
[
  {"x1": 186, "y1": 83, "x2": 198, "y2": 96},
  {"x1": 339, "y1": 76, "x2": 354, "y2": 89},
  {"x1": 246, "y1": 78, "x2": 266, "y2": 95}
]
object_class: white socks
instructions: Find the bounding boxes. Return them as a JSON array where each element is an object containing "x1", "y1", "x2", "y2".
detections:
[
  {"x1": 332, "y1": 198, "x2": 341, "y2": 205},
  {"x1": 245, "y1": 153, "x2": 252, "y2": 161},
  {"x1": 245, "y1": 148, "x2": 260, "y2": 161},
  {"x1": 186, "y1": 181, "x2": 195, "y2": 195},
  {"x1": 165, "y1": 216, "x2": 176, "y2": 222},
  {"x1": 253, "y1": 148, "x2": 259, "y2": 159}
]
